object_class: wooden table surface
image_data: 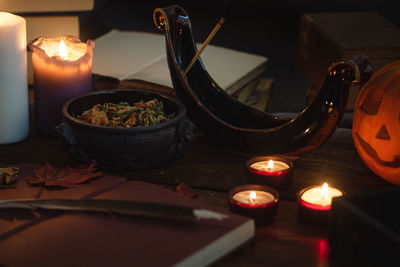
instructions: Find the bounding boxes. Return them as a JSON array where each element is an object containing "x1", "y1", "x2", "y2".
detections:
[{"x1": 0, "y1": 118, "x2": 390, "y2": 267}]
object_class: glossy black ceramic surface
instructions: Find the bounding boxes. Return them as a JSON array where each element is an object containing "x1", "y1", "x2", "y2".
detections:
[
  {"x1": 153, "y1": 5, "x2": 373, "y2": 156},
  {"x1": 58, "y1": 89, "x2": 191, "y2": 170}
]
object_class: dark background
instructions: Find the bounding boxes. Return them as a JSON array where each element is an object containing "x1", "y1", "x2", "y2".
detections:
[{"x1": 79, "y1": 0, "x2": 400, "y2": 112}]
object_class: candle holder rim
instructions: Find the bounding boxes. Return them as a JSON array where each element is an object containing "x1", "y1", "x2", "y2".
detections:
[
  {"x1": 246, "y1": 155, "x2": 294, "y2": 169},
  {"x1": 230, "y1": 198, "x2": 278, "y2": 209},
  {"x1": 62, "y1": 89, "x2": 186, "y2": 133},
  {"x1": 297, "y1": 198, "x2": 332, "y2": 211},
  {"x1": 297, "y1": 184, "x2": 345, "y2": 205},
  {"x1": 29, "y1": 35, "x2": 86, "y2": 47},
  {"x1": 229, "y1": 184, "x2": 280, "y2": 202},
  {"x1": 28, "y1": 35, "x2": 94, "y2": 64}
]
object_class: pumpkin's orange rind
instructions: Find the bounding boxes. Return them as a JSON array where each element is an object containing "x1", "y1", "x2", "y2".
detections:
[{"x1": 353, "y1": 60, "x2": 400, "y2": 185}]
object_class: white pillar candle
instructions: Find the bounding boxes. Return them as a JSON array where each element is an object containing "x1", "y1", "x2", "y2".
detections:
[{"x1": 0, "y1": 12, "x2": 29, "y2": 144}]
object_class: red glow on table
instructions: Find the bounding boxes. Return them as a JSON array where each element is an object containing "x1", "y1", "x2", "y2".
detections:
[{"x1": 317, "y1": 239, "x2": 330, "y2": 260}]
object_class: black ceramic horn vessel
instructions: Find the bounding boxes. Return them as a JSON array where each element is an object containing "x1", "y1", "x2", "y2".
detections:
[{"x1": 153, "y1": 5, "x2": 373, "y2": 156}]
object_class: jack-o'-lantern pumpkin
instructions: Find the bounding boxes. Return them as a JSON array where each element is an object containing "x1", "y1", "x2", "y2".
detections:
[{"x1": 353, "y1": 61, "x2": 400, "y2": 185}]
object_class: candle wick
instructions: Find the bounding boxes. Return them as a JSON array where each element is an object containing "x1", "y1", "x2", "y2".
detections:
[
  {"x1": 249, "y1": 191, "x2": 257, "y2": 202},
  {"x1": 51, "y1": 55, "x2": 62, "y2": 61}
]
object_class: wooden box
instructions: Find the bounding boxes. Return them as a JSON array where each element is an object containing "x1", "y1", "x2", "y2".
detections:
[{"x1": 298, "y1": 12, "x2": 400, "y2": 110}]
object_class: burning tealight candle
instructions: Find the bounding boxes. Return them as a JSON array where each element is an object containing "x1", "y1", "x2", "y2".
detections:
[
  {"x1": 29, "y1": 36, "x2": 94, "y2": 136},
  {"x1": 0, "y1": 12, "x2": 29, "y2": 144},
  {"x1": 246, "y1": 156, "x2": 294, "y2": 189},
  {"x1": 229, "y1": 184, "x2": 279, "y2": 225},
  {"x1": 297, "y1": 183, "x2": 344, "y2": 225},
  {"x1": 250, "y1": 159, "x2": 289, "y2": 172},
  {"x1": 232, "y1": 190, "x2": 275, "y2": 207}
]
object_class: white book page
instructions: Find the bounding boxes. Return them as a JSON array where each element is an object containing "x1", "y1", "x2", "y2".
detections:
[
  {"x1": 129, "y1": 57, "x2": 172, "y2": 87},
  {"x1": 93, "y1": 30, "x2": 268, "y2": 90},
  {"x1": 92, "y1": 30, "x2": 166, "y2": 80},
  {"x1": 198, "y1": 45, "x2": 267, "y2": 90}
]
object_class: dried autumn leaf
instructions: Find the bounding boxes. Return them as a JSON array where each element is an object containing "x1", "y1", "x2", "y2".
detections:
[
  {"x1": 0, "y1": 166, "x2": 19, "y2": 177},
  {"x1": 0, "y1": 166, "x2": 19, "y2": 187},
  {"x1": 176, "y1": 182, "x2": 197, "y2": 198},
  {"x1": 27, "y1": 162, "x2": 102, "y2": 188},
  {"x1": 27, "y1": 162, "x2": 56, "y2": 185}
]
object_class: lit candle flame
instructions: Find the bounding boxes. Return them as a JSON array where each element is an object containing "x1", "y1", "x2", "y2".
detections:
[
  {"x1": 250, "y1": 191, "x2": 257, "y2": 202},
  {"x1": 321, "y1": 183, "x2": 328, "y2": 201},
  {"x1": 267, "y1": 160, "x2": 274, "y2": 170},
  {"x1": 59, "y1": 40, "x2": 67, "y2": 60}
]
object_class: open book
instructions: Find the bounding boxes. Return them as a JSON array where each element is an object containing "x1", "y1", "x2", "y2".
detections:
[
  {"x1": 0, "y1": 163, "x2": 255, "y2": 267},
  {"x1": 93, "y1": 30, "x2": 268, "y2": 94}
]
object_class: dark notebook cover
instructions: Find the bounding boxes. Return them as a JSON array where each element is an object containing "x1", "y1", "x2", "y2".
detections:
[{"x1": 0, "y1": 163, "x2": 254, "y2": 267}]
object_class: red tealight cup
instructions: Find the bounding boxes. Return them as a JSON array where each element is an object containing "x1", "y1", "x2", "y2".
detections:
[
  {"x1": 246, "y1": 156, "x2": 294, "y2": 190},
  {"x1": 297, "y1": 183, "x2": 344, "y2": 225},
  {"x1": 229, "y1": 184, "x2": 279, "y2": 225}
]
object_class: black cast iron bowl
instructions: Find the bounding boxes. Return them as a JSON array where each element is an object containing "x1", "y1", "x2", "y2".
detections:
[{"x1": 57, "y1": 89, "x2": 191, "y2": 170}]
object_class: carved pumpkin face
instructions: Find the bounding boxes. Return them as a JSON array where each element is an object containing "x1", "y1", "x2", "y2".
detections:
[{"x1": 353, "y1": 61, "x2": 400, "y2": 185}]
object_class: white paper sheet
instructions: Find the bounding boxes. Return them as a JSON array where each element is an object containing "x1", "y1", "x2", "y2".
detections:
[{"x1": 92, "y1": 29, "x2": 268, "y2": 92}]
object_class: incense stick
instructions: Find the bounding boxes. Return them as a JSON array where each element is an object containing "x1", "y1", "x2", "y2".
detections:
[{"x1": 183, "y1": 17, "x2": 225, "y2": 77}]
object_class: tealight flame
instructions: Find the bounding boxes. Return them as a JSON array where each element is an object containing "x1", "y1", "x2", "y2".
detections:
[
  {"x1": 267, "y1": 160, "x2": 274, "y2": 170},
  {"x1": 59, "y1": 40, "x2": 67, "y2": 60},
  {"x1": 250, "y1": 191, "x2": 257, "y2": 202},
  {"x1": 321, "y1": 183, "x2": 328, "y2": 201}
]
